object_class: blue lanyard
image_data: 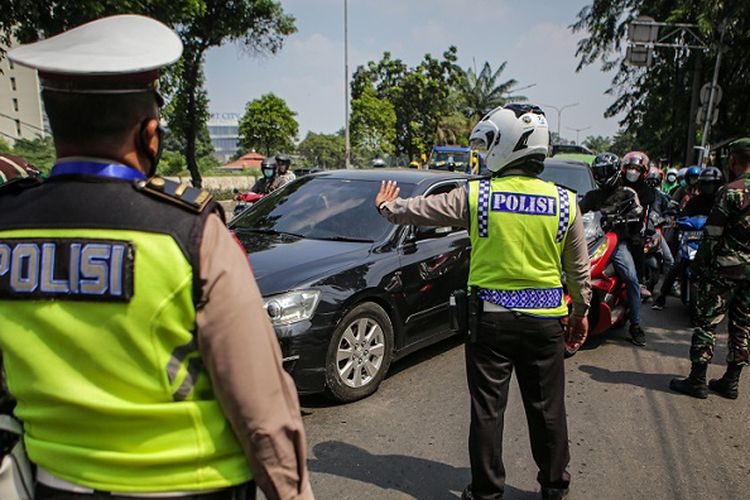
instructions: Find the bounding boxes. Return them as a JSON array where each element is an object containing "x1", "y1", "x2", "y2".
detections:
[{"x1": 50, "y1": 161, "x2": 147, "y2": 181}]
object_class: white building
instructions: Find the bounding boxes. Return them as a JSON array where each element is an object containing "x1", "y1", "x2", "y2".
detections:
[
  {"x1": 208, "y1": 112, "x2": 241, "y2": 162},
  {"x1": 0, "y1": 43, "x2": 47, "y2": 144}
]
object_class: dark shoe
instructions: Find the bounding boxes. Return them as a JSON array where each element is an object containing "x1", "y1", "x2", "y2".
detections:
[
  {"x1": 542, "y1": 487, "x2": 569, "y2": 500},
  {"x1": 670, "y1": 363, "x2": 709, "y2": 399},
  {"x1": 709, "y1": 363, "x2": 743, "y2": 399},
  {"x1": 651, "y1": 295, "x2": 666, "y2": 310},
  {"x1": 629, "y1": 324, "x2": 646, "y2": 347},
  {"x1": 461, "y1": 485, "x2": 473, "y2": 500}
]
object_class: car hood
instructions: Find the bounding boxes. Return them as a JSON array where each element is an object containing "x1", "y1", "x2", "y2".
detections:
[{"x1": 233, "y1": 230, "x2": 373, "y2": 295}]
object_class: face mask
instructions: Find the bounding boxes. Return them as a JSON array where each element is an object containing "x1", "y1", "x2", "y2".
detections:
[
  {"x1": 666, "y1": 174, "x2": 676, "y2": 183},
  {"x1": 625, "y1": 170, "x2": 640, "y2": 183},
  {"x1": 262, "y1": 168, "x2": 275, "y2": 178},
  {"x1": 688, "y1": 177, "x2": 699, "y2": 186},
  {"x1": 140, "y1": 120, "x2": 163, "y2": 177}
]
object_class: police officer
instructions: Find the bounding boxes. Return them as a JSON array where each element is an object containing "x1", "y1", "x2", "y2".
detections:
[
  {"x1": 375, "y1": 104, "x2": 591, "y2": 500},
  {"x1": 670, "y1": 138, "x2": 750, "y2": 400},
  {"x1": 0, "y1": 16, "x2": 312, "y2": 499}
]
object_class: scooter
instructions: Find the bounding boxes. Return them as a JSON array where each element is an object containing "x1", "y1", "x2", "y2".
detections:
[
  {"x1": 676, "y1": 215, "x2": 707, "y2": 309},
  {"x1": 565, "y1": 209, "x2": 639, "y2": 357},
  {"x1": 232, "y1": 192, "x2": 264, "y2": 218}
]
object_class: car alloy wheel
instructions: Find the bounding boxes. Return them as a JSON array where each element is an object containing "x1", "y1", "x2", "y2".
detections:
[{"x1": 325, "y1": 302, "x2": 393, "y2": 402}]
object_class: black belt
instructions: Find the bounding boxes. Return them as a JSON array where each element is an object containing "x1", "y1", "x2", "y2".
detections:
[{"x1": 36, "y1": 482, "x2": 256, "y2": 500}]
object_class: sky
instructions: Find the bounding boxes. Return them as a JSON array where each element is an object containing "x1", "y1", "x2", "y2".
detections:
[{"x1": 203, "y1": 0, "x2": 625, "y2": 144}]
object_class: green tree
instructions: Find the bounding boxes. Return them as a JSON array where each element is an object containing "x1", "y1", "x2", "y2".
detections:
[
  {"x1": 457, "y1": 61, "x2": 526, "y2": 120},
  {"x1": 298, "y1": 131, "x2": 345, "y2": 169},
  {"x1": 609, "y1": 129, "x2": 637, "y2": 157},
  {"x1": 0, "y1": 137, "x2": 12, "y2": 153},
  {"x1": 352, "y1": 47, "x2": 463, "y2": 159},
  {"x1": 583, "y1": 135, "x2": 612, "y2": 154},
  {"x1": 239, "y1": 93, "x2": 298, "y2": 156},
  {"x1": 350, "y1": 84, "x2": 396, "y2": 161},
  {"x1": 1, "y1": 1, "x2": 296, "y2": 187},
  {"x1": 572, "y1": 1, "x2": 750, "y2": 165},
  {"x1": 11, "y1": 136, "x2": 55, "y2": 173}
]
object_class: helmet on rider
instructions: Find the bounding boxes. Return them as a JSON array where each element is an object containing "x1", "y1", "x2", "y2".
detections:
[
  {"x1": 685, "y1": 165, "x2": 702, "y2": 186},
  {"x1": 698, "y1": 166, "x2": 723, "y2": 195},
  {"x1": 665, "y1": 168, "x2": 678, "y2": 184},
  {"x1": 677, "y1": 167, "x2": 687, "y2": 186},
  {"x1": 372, "y1": 158, "x2": 386, "y2": 168},
  {"x1": 645, "y1": 167, "x2": 662, "y2": 188},
  {"x1": 260, "y1": 157, "x2": 276, "y2": 179},
  {"x1": 275, "y1": 153, "x2": 292, "y2": 175},
  {"x1": 591, "y1": 152, "x2": 622, "y2": 190},
  {"x1": 621, "y1": 151, "x2": 650, "y2": 184},
  {"x1": 468, "y1": 103, "x2": 549, "y2": 175}
]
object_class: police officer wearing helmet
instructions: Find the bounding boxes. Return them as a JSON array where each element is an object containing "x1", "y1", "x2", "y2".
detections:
[
  {"x1": 0, "y1": 15, "x2": 312, "y2": 500},
  {"x1": 375, "y1": 104, "x2": 591, "y2": 500}
]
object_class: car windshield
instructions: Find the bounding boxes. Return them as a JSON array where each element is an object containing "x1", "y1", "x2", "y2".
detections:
[
  {"x1": 432, "y1": 151, "x2": 470, "y2": 166},
  {"x1": 540, "y1": 163, "x2": 595, "y2": 196},
  {"x1": 230, "y1": 176, "x2": 416, "y2": 242}
]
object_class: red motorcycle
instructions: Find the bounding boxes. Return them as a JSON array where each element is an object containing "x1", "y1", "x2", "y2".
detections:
[
  {"x1": 565, "y1": 209, "x2": 639, "y2": 357},
  {"x1": 233, "y1": 192, "x2": 264, "y2": 218}
]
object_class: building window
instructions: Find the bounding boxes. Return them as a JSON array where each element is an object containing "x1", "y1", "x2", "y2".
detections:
[
  {"x1": 10, "y1": 77, "x2": 16, "y2": 91},
  {"x1": 15, "y1": 119, "x2": 21, "y2": 136},
  {"x1": 12, "y1": 98, "x2": 19, "y2": 112}
]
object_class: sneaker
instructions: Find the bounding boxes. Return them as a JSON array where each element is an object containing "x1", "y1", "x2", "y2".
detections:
[
  {"x1": 629, "y1": 324, "x2": 646, "y2": 347},
  {"x1": 542, "y1": 487, "x2": 570, "y2": 500},
  {"x1": 461, "y1": 485, "x2": 473, "y2": 500},
  {"x1": 651, "y1": 295, "x2": 666, "y2": 310}
]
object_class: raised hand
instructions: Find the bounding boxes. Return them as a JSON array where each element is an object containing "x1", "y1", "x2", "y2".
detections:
[{"x1": 375, "y1": 180, "x2": 400, "y2": 208}]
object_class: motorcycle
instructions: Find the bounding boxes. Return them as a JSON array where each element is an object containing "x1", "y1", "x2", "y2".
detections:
[
  {"x1": 643, "y1": 212, "x2": 665, "y2": 294},
  {"x1": 565, "y1": 203, "x2": 640, "y2": 357},
  {"x1": 232, "y1": 192, "x2": 264, "y2": 218},
  {"x1": 676, "y1": 215, "x2": 707, "y2": 310}
]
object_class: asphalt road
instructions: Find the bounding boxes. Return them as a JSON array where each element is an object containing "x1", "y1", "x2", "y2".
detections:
[{"x1": 289, "y1": 296, "x2": 750, "y2": 500}]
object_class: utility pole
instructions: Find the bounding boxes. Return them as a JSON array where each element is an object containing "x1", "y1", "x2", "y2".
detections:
[
  {"x1": 540, "y1": 102, "x2": 579, "y2": 139},
  {"x1": 344, "y1": 0, "x2": 351, "y2": 169},
  {"x1": 697, "y1": 24, "x2": 726, "y2": 166}
]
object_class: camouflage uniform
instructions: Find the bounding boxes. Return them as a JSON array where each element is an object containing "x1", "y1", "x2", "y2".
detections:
[{"x1": 691, "y1": 172, "x2": 750, "y2": 365}]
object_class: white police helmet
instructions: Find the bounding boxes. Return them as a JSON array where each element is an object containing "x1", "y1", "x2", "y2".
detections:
[{"x1": 469, "y1": 103, "x2": 549, "y2": 174}]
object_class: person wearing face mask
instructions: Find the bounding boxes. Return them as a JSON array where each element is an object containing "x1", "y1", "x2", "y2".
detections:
[
  {"x1": 271, "y1": 154, "x2": 296, "y2": 191},
  {"x1": 670, "y1": 139, "x2": 750, "y2": 399},
  {"x1": 251, "y1": 157, "x2": 278, "y2": 194},
  {"x1": 0, "y1": 16, "x2": 313, "y2": 500},
  {"x1": 672, "y1": 165, "x2": 702, "y2": 210},
  {"x1": 621, "y1": 151, "x2": 656, "y2": 299},
  {"x1": 662, "y1": 168, "x2": 679, "y2": 195}
]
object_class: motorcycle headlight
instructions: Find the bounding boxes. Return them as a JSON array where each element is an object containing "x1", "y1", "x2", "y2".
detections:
[{"x1": 263, "y1": 290, "x2": 321, "y2": 326}]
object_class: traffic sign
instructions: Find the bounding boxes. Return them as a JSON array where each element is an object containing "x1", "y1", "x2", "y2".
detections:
[
  {"x1": 696, "y1": 105, "x2": 719, "y2": 126},
  {"x1": 700, "y1": 83, "x2": 722, "y2": 105}
]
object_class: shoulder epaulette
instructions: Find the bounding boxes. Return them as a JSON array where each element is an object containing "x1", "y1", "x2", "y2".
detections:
[{"x1": 134, "y1": 176, "x2": 213, "y2": 213}]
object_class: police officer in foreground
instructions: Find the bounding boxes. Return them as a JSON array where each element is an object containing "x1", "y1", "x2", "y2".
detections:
[
  {"x1": 375, "y1": 104, "x2": 591, "y2": 500},
  {"x1": 0, "y1": 15, "x2": 312, "y2": 499},
  {"x1": 670, "y1": 138, "x2": 750, "y2": 400}
]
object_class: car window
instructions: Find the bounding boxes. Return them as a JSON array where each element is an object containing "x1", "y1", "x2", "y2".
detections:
[
  {"x1": 231, "y1": 176, "x2": 417, "y2": 242},
  {"x1": 539, "y1": 164, "x2": 595, "y2": 197},
  {"x1": 418, "y1": 181, "x2": 466, "y2": 235}
]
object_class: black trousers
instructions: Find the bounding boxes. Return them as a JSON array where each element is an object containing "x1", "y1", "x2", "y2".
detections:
[
  {"x1": 466, "y1": 312, "x2": 570, "y2": 500},
  {"x1": 35, "y1": 482, "x2": 256, "y2": 500}
]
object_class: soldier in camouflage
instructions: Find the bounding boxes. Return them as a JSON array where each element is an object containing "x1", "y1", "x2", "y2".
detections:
[{"x1": 670, "y1": 137, "x2": 750, "y2": 399}]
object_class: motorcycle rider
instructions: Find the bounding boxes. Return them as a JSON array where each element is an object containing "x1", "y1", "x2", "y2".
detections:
[
  {"x1": 580, "y1": 153, "x2": 647, "y2": 346},
  {"x1": 251, "y1": 157, "x2": 277, "y2": 195},
  {"x1": 272, "y1": 153, "x2": 296, "y2": 191},
  {"x1": 621, "y1": 151, "x2": 656, "y2": 298},
  {"x1": 663, "y1": 168, "x2": 679, "y2": 195},
  {"x1": 645, "y1": 168, "x2": 675, "y2": 289},
  {"x1": 672, "y1": 165, "x2": 702, "y2": 209},
  {"x1": 652, "y1": 166, "x2": 724, "y2": 310}
]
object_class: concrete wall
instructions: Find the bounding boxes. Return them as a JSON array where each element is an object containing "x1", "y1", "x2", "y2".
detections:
[{"x1": 166, "y1": 175, "x2": 257, "y2": 192}]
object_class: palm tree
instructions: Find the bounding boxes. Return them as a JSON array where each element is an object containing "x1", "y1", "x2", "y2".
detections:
[{"x1": 458, "y1": 61, "x2": 526, "y2": 120}]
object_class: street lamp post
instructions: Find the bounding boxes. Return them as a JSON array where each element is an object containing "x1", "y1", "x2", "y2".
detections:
[
  {"x1": 344, "y1": 0, "x2": 351, "y2": 169},
  {"x1": 565, "y1": 125, "x2": 591, "y2": 145},
  {"x1": 540, "y1": 102, "x2": 579, "y2": 138}
]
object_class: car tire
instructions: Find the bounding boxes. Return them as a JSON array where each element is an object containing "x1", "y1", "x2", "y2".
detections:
[{"x1": 324, "y1": 302, "x2": 394, "y2": 403}]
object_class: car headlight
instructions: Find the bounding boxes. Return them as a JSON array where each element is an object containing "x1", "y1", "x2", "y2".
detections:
[{"x1": 263, "y1": 290, "x2": 321, "y2": 326}]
